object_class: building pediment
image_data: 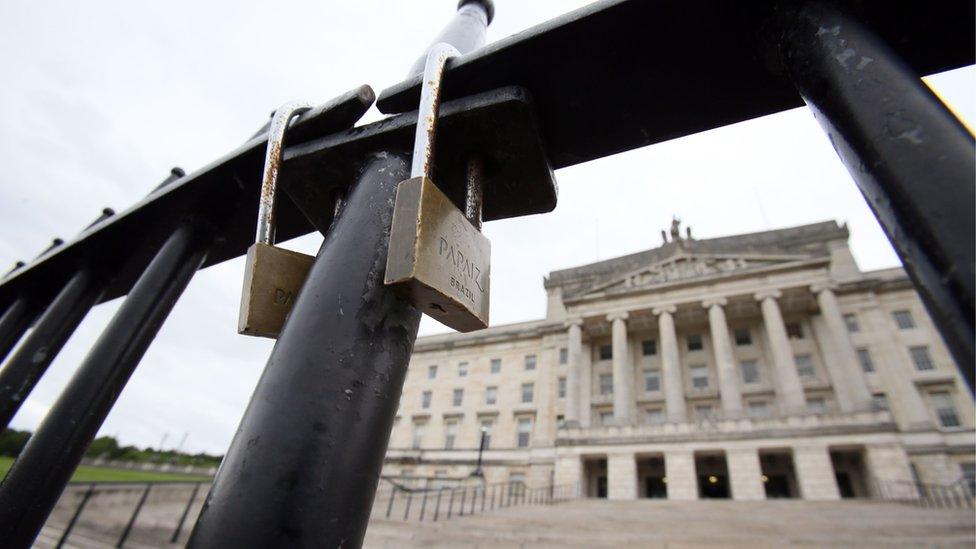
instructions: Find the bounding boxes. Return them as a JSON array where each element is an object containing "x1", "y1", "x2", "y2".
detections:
[{"x1": 575, "y1": 252, "x2": 815, "y2": 299}]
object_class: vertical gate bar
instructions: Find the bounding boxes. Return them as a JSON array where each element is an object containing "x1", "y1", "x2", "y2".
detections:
[
  {"x1": 459, "y1": 487, "x2": 466, "y2": 516},
  {"x1": 0, "y1": 267, "x2": 106, "y2": 429},
  {"x1": 187, "y1": 154, "x2": 420, "y2": 548},
  {"x1": 0, "y1": 296, "x2": 38, "y2": 363},
  {"x1": 116, "y1": 484, "x2": 152, "y2": 547},
  {"x1": 447, "y1": 489, "x2": 455, "y2": 519},
  {"x1": 386, "y1": 487, "x2": 397, "y2": 519},
  {"x1": 170, "y1": 482, "x2": 203, "y2": 544},
  {"x1": 406, "y1": 0, "x2": 494, "y2": 76},
  {"x1": 433, "y1": 489, "x2": 443, "y2": 522},
  {"x1": 56, "y1": 483, "x2": 95, "y2": 549},
  {"x1": 403, "y1": 493, "x2": 413, "y2": 520},
  {"x1": 480, "y1": 485, "x2": 486, "y2": 512},
  {"x1": 776, "y1": 2, "x2": 976, "y2": 388},
  {"x1": 470, "y1": 487, "x2": 477, "y2": 514},
  {"x1": 0, "y1": 221, "x2": 213, "y2": 547},
  {"x1": 419, "y1": 489, "x2": 428, "y2": 521}
]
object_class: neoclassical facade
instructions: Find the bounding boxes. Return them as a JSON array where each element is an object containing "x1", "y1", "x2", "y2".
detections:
[{"x1": 383, "y1": 220, "x2": 975, "y2": 501}]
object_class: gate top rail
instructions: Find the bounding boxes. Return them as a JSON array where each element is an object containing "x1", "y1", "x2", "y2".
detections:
[
  {"x1": 0, "y1": 87, "x2": 374, "y2": 307},
  {"x1": 377, "y1": 0, "x2": 974, "y2": 170}
]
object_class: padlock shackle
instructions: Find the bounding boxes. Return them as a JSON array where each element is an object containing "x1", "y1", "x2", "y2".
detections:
[
  {"x1": 256, "y1": 101, "x2": 313, "y2": 246},
  {"x1": 410, "y1": 43, "x2": 460, "y2": 180}
]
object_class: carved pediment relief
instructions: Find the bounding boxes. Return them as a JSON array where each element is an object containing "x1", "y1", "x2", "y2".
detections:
[{"x1": 580, "y1": 253, "x2": 811, "y2": 297}]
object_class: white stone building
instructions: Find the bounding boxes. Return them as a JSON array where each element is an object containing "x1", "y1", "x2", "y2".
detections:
[{"x1": 383, "y1": 220, "x2": 975, "y2": 501}]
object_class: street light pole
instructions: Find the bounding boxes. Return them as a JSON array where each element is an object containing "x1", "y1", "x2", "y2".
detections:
[{"x1": 473, "y1": 426, "x2": 487, "y2": 477}]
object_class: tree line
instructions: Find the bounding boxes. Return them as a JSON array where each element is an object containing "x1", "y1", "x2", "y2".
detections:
[{"x1": 0, "y1": 428, "x2": 221, "y2": 467}]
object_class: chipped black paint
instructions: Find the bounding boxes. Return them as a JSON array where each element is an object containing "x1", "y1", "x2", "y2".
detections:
[{"x1": 188, "y1": 153, "x2": 421, "y2": 548}]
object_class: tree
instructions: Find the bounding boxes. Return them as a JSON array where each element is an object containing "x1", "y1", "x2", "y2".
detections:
[
  {"x1": 0, "y1": 428, "x2": 31, "y2": 457},
  {"x1": 84, "y1": 436, "x2": 120, "y2": 459}
]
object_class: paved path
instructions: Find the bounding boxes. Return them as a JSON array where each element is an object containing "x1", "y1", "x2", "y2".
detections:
[{"x1": 364, "y1": 499, "x2": 975, "y2": 548}]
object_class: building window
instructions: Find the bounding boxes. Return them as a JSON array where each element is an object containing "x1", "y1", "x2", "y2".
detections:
[
  {"x1": 643, "y1": 371, "x2": 661, "y2": 392},
  {"x1": 740, "y1": 360, "x2": 760, "y2": 384},
  {"x1": 485, "y1": 386, "x2": 497, "y2": 406},
  {"x1": 559, "y1": 348, "x2": 568, "y2": 364},
  {"x1": 524, "y1": 355, "x2": 537, "y2": 371},
  {"x1": 599, "y1": 345, "x2": 613, "y2": 360},
  {"x1": 453, "y1": 388, "x2": 463, "y2": 407},
  {"x1": 786, "y1": 322, "x2": 804, "y2": 339},
  {"x1": 687, "y1": 334, "x2": 703, "y2": 351},
  {"x1": 734, "y1": 328, "x2": 752, "y2": 346},
  {"x1": 690, "y1": 365, "x2": 709, "y2": 389},
  {"x1": 893, "y1": 310, "x2": 916, "y2": 330},
  {"x1": 509, "y1": 471, "x2": 526, "y2": 485},
  {"x1": 694, "y1": 404, "x2": 713, "y2": 419},
  {"x1": 558, "y1": 377, "x2": 566, "y2": 398},
  {"x1": 961, "y1": 463, "x2": 976, "y2": 497},
  {"x1": 909, "y1": 346, "x2": 934, "y2": 371},
  {"x1": 843, "y1": 313, "x2": 860, "y2": 333},
  {"x1": 521, "y1": 383, "x2": 534, "y2": 404},
  {"x1": 444, "y1": 421, "x2": 458, "y2": 449},
  {"x1": 421, "y1": 390, "x2": 432, "y2": 409},
  {"x1": 516, "y1": 418, "x2": 532, "y2": 447},
  {"x1": 857, "y1": 348, "x2": 875, "y2": 373},
  {"x1": 490, "y1": 358, "x2": 501, "y2": 374},
  {"x1": 599, "y1": 374, "x2": 613, "y2": 395},
  {"x1": 930, "y1": 391, "x2": 960, "y2": 428},
  {"x1": 599, "y1": 411, "x2": 614, "y2": 425},
  {"x1": 642, "y1": 339, "x2": 657, "y2": 356},
  {"x1": 412, "y1": 422, "x2": 425, "y2": 449},
  {"x1": 428, "y1": 365, "x2": 438, "y2": 379},
  {"x1": 458, "y1": 362, "x2": 469, "y2": 377},
  {"x1": 747, "y1": 401, "x2": 769, "y2": 418},
  {"x1": 645, "y1": 408, "x2": 664, "y2": 424},
  {"x1": 795, "y1": 354, "x2": 816, "y2": 379},
  {"x1": 807, "y1": 397, "x2": 826, "y2": 414},
  {"x1": 480, "y1": 420, "x2": 493, "y2": 449},
  {"x1": 872, "y1": 393, "x2": 889, "y2": 411}
]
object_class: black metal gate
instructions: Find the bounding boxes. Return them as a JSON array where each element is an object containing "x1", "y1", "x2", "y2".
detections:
[{"x1": 0, "y1": 1, "x2": 972, "y2": 547}]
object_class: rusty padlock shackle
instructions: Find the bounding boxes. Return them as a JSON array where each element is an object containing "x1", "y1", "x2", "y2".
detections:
[
  {"x1": 256, "y1": 101, "x2": 314, "y2": 246},
  {"x1": 412, "y1": 43, "x2": 459, "y2": 180},
  {"x1": 412, "y1": 42, "x2": 485, "y2": 230}
]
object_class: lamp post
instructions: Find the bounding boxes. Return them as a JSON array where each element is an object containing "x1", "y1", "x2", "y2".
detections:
[{"x1": 472, "y1": 426, "x2": 488, "y2": 478}]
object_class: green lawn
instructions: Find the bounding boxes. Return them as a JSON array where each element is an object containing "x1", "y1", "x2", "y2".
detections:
[{"x1": 0, "y1": 456, "x2": 211, "y2": 483}]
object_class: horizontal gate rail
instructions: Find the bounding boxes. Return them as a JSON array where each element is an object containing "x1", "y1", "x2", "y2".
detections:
[{"x1": 0, "y1": 0, "x2": 971, "y2": 547}]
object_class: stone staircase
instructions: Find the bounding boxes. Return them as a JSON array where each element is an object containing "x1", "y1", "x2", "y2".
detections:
[{"x1": 363, "y1": 499, "x2": 975, "y2": 548}]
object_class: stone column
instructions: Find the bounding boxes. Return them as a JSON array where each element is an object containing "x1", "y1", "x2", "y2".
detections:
[
  {"x1": 664, "y1": 449, "x2": 698, "y2": 500},
  {"x1": 755, "y1": 290, "x2": 806, "y2": 413},
  {"x1": 579, "y1": 343, "x2": 593, "y2": 427},
  {"x1": 865, "y1": 443, "x2": 918, "y2": 500},
  {"x1": 654, "y1": 305, "x2": 687, "y2": 422},
  {"x1": 607, "y1": 452, "x2": 638, "y2": 500},
  {"x1": 862, "y1": 308, "x2": 932, "y2": 429},
  {"x1": 554, "y1": 453, "x2": 584, "y2": 497},
  {"x1": 727, "y1": 448, "x2": 765, "y2": 500},
  {"x1": 703, "y1": 297, "x2": 743, "y2": 416},
  {"x1": 812, "y1": 284, "x2": 873, "y2": 411},
  {"x1": 565, "y1": 318, "x2": 584, "y2": 426},
  {"x1": 793, "y1": 444, "x2": 841, "y2": 500},
  {"x1": 607, "y1": 312, "x2": 633, "y2": 424}
]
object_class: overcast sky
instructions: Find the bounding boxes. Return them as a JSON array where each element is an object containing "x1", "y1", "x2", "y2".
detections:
[{"x1": 0, "y1": 1, "x2": 972, "y2": 455}]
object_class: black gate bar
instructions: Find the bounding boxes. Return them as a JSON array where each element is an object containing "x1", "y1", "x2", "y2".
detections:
[
  {"x1": 0, "y1": 296, "x2": 39, "y2": 363},
  {"x1": 776, "y1": 2, "x2": 975, "y2": 388},
  {"x1": 0, "y1": 267, "x2": 107, "y2": 429},
  {"x1": 187, "y1": 153, "x2": 420, "y2": 548},
  {"x1": 0, "y1": 220, "x2": 213, "y2": 547}
]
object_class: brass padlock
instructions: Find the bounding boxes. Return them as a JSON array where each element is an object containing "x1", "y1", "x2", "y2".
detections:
[
  {"x1": 385, "y1": 43, "x2": 491, "y2": 332},
  {"x1": 238, "y1": 101, "x2": 316, "y2": 338}
]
